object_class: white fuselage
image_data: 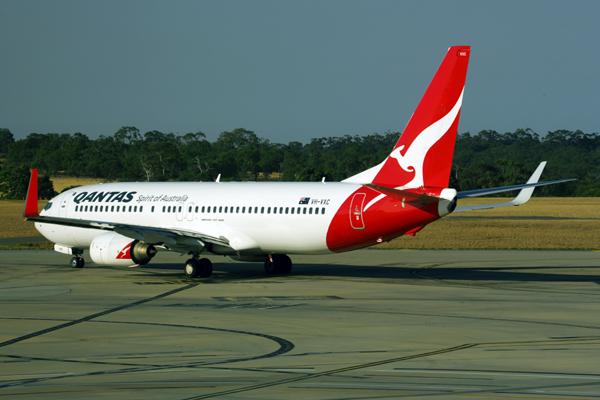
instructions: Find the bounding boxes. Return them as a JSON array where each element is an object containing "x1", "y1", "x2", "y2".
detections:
[{"x1": 37, "y1": 181, "x2": 360, "y2": 255}]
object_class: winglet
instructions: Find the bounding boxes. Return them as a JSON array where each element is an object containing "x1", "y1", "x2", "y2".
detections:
[
  {"x1": 23, "y1": 169, "x2": 39, "y2": 217},
  {"x1": 512, "y1": 161, "x2": 546, "y2": 204},
  {"x1": 454, "y1": 162, "x2": 549, "y2": 212}
]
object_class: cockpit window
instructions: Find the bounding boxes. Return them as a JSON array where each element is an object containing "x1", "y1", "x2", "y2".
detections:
[{"x1": 43, "y1": 202, "x2": 53, "y2": 211}]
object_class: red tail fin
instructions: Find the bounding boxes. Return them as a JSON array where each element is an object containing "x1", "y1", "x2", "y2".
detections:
[
  {"x1": 344, "y1": 46, "x2": 470, "y2": 188},
  {"x1": 23, "y1": 169, "x2": 39, "y2": 217}
]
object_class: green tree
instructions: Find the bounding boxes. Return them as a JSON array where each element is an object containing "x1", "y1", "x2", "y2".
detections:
[
  {"x1": 0, "y1": 164, "x2": 30, "y2": 200},
  {"x1": 0, "y1": 128, "x2": 14, "y2": 156}
]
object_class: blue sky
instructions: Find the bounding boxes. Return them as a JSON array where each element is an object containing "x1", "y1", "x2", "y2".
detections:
[{"x1": 1, "y1": 0, "x2": 598, "y2": 143}]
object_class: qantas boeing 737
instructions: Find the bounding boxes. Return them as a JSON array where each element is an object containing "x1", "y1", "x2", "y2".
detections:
[{"x1": 23, "y1": 46, "x2": 573, "y2": 278}]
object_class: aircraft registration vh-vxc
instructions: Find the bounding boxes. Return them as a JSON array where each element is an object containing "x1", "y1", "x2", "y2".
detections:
[{"x1": 23, "y1": 46, "x2": 573, "y2": 278}]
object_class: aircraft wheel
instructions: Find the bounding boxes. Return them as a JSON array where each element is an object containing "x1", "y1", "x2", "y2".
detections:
[
  {"x1": 279, "y1": 255, "x2": 292, "y2": 274},
  {"x1": 265, "y1": 255, "x2": 292, "y2": 275},
  {"x1": 184, "y1": 258, "x2": 199, "y2": 278},
  {"x1": 198, "y1": 258, "x2": 213, "y2": 278},
  {"x1": 70, "y1": 257, "x2": 84, "y2": 269},
  {"x1": 264, "y1": 257, "x2": 278, "y2": 274}
]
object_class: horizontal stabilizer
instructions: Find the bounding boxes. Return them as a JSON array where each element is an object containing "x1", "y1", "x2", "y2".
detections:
[
  {"x1": 455, "y1": 162, "x2": 575, "y2": 212},
  {"x1": 365, "y1": 183, "x2": 442, "y2": 204}
]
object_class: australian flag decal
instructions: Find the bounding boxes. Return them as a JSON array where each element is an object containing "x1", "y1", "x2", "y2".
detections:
[{"x1": 299, "y1": 197, "x2": 310, "y2": 205}]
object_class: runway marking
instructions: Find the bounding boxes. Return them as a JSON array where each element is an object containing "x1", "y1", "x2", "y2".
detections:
[
  {"x1": 182, "y1": 343, "x2": 476, "y2": 399},
  {"x1": 0, "y1": 284, "x2": 197, "y2": 349}
]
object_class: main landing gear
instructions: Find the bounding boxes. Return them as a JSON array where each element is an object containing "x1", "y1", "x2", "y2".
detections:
[
  {"x1": 264, "y1": 254, "x2": 292, "y2": 275},
  {"x1": 70, "y1": 250, "x2": 85, "y2": 269},
  {"x1": 184, "y1": 257, "x2": 213, "y2": 278}
]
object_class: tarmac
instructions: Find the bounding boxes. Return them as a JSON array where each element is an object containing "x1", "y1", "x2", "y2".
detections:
[{"x1": 1, "y1": 248, "x2": 600, "y2": 399}]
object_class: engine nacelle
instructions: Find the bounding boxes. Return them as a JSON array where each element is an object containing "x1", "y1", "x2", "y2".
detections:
[{"x1": 90, "y1": 232, "x2": 157, "y2": 267}]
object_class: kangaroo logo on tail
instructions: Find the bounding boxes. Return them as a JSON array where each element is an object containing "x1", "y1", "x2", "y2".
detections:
[
  {"x1": 344, "y1": 46, "x2": 470, "y2": 190},
  {"x1": 388, "y1": 90, "x2": 464, "y2": 188}
]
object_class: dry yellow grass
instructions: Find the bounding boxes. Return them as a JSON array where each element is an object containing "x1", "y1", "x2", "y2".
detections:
[
  {"x1": 1, "y1": 197, "x2": 598, "y2": 249},
  {"x1": 51, "y1": 176, "x2": 108, "y2": 193},
  {"x1": 374, "y1": 197, "x2": 600, "y2": 250},
  {"x1": 0, "y1": 200, "x2": 48, "y2": 238}
]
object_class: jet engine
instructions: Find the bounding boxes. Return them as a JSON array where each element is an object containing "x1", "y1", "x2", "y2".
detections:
[{"x1": 90, "y1": 232, "x2": 157, "y2": 267}]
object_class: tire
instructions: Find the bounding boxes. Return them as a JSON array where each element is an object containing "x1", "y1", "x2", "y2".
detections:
[
  {"x1": 279, "y1": 255, "x2": 292, "y2": 274},
  {"x1": 264, "y1": 257, "x2": 278, "y2": 274},
  {"x1": 198, "y1": 258, "x2": 213, "y2": 278},
  {"x1": 185, "y1": 258, "x2": 199, "y2": 278},
  {"x1": 70, "y1": 257, "x2": 84, "y2": 269}
]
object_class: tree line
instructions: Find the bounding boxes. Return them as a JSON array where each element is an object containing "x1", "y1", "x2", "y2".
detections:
[{"x1": 0, "y1": 126, "x2": 597, "y2": 199}]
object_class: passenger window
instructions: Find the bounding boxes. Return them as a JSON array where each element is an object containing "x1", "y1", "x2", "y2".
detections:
[
  {"x1": 140, "y1": 206, "x2": 143, "y2": 212},
  {"x1": 303, "y1": 207, "x2": 306, "y2": 214},
  {"x1": 273, "y1": 207, "x2": 277, "y2": 214},
  {"x1": 195, "y1": 206, "x2": 198, "y2": 213},
  {"x1": 267, "y1": 207, "x2": 271, "y2": 214},
  {"x1": 162, "y1": 206, "x2": 165, "y2": 212},
  {"x1": 151, "y1": 206, "x2": 154, "y2": 212},
  {"x1": 178, "y1": 206, "x2": 182, "y2": 212},
  {"x1": 309, "y1": 207, "x2": 312, "y2": 214},
  {"x1": 129, "y1": 206, "x2": 132, "y2": 212},
  {"x1": 85, "y1": 205, "x2": 88, "y2": 212},
  {"x1": 95, "y1": 206, "x2": 98, "y2": 212},
  {"x1": 224, "y1": 207, "x2": 227, "y2": 213},
  {"x1": 188, "y1": 206, "x2": 192, "y2": 213},
  {"x1": 219, "y1": 206, "x2": 222, "y2": 213},
  {"x1": 254, "y1": 207, "x2": 258, "y2": 213},
  {"x1": 291, "y1": 207, "x2": 294, "y2": 214},
  {"x1": 168, "y1": 206, "x2": 171, "y2": 212},
  {"x1": 248, "y1": 207, "x2": 252, "y2": 214},
  {"x1": 321, "y1": 207, "x2": 325, "y2": 214},
  {"x1": 99, "y1": 206, "x2": 103, "y2": 212},
  {"x1": 111, "y1": 206, "x2": 114, "y2": 212},
  {"x1": 261, "y1": 207, "x2": 265, "y2": 214},
  {"x1": 279, "y1": 207, "x2": 283, "y2": 214},
  {"x1": 285, "y1": 207, "x2": 289, "y2": 214},
  {"x1": 236, "y1": 206, "x2": 239, "y2": 213},
  {"x1": 297, "y1": 207, "x2": 301, "y2": 214},
  {"x1": 173, "y1": 207, "x2": 176, "y2": 213},
  {"x1": 207, "y1": 207, "x2": 211, "y2": 213},
  {"x1": 75, "y1": 206, "x2": 78, "y2": 212},
  {"x1": 202, "y1": 206, "x2": 205, "y2": 213},
  {"x1": 213, "y1": 206, "x2": 217, "y2": 213},
  {"x1": 134, "y1": 206, "x2": 137, "y2": 212},
  {"x1": 117, "y1": 206, "x2": 120, "y2": 212}
]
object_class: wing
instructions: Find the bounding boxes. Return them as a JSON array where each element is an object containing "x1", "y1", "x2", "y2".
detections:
[{"x1": 454, "y1": 162, "x2": 575, "y2": 212}]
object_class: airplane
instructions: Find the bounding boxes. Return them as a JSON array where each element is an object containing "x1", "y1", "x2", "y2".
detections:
[{"x1": 23, "y1": 46, "x2": 573, "y2": 278}]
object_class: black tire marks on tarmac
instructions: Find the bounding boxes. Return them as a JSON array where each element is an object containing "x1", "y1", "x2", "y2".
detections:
[
  {"x1": 0, "y1": 283, "x2": 296, "y2": 390},
  {"x1": 0, "y1": 284, "x2": 197, "y2": 349}
]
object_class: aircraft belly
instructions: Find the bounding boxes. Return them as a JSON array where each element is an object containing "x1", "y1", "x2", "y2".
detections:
[{"x1": 36, "y1": 223, "x2": 100, "y2": 248}]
